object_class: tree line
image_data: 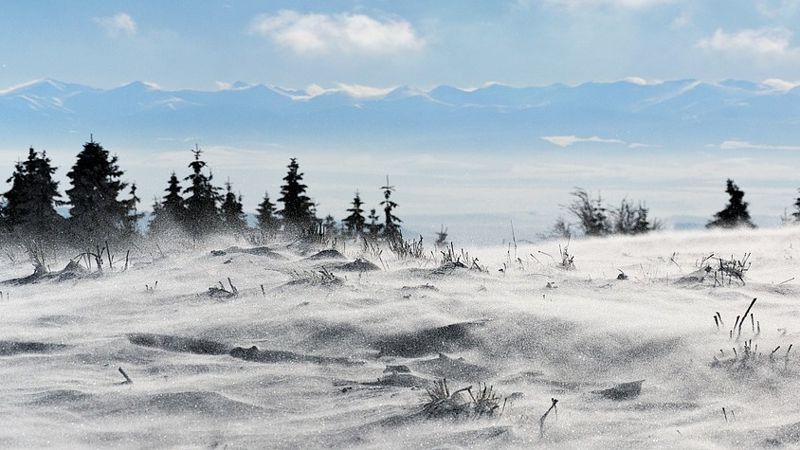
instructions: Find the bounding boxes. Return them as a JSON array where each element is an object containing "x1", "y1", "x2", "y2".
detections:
[
  {"x1": 0, "y1": 140, "x2": 403, "y2": 248},
  {"x1": 0, "y1": 139, "x2": 787, "y2": 249},
  {"x1": 550, "y1": 178, "x2": 767, "y2": 238}
]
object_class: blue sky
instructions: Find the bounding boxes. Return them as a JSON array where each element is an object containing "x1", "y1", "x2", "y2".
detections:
[
  {"x1": 3, "y1": 0, "x2": 800, "y2": 90},
  {"x1": 3, "y1": 1, "x2": 800, "y2": 242}
]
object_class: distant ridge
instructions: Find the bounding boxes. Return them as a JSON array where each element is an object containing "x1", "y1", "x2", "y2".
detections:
[{"x1": 2, "y1": 78, "x2": 799, "y2": 150}]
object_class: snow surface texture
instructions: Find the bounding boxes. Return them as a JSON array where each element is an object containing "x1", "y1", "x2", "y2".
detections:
[{"x1": 2, "y1": 227, "x2": 800, "y2": 448}]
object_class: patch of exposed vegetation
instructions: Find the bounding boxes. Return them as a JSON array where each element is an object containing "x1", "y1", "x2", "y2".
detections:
[{"x1": 422, "y1": 379, "x2": 506, "y2": 419}]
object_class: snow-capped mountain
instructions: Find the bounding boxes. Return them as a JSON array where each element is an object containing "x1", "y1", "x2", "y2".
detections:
[{"x1": 2, "y1": 78, "x2": 799, "y2": 150}]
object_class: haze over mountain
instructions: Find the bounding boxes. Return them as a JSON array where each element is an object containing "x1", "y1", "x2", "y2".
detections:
[
  {"x1": 3, "y1": 78, "x2": 800, "y2": 152},
  {"x1": 3, "y1": 77, "x2": 800, "y2": 243}
]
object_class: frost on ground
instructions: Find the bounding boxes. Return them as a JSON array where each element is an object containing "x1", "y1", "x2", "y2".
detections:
[{"x1": 2, "y1": 228, "x2": 800, "y2": 448}]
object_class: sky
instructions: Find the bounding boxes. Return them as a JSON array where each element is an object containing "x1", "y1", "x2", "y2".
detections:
[
  {"x1": 3, "y1": 1, "x2": 800, "y2": 242},
  {"x1": 2, "y1": 0, "x2": 800, "y2": 91}
]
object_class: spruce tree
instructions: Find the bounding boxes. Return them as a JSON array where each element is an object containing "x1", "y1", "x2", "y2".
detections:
[
  {"x1": 342, "y1": 191, "x2": 366, "y2": 235},
  {"x1": 220, "y1": 181, "x2": 248, "y2": 234},
  {"x1": 612, "y1": 199, "x2": 636, "y2": 235},
  {"x1": 632, "y1": 204, "x2": 660, "y2": 234},
  {"x1": 148, "y1": 172, "x2": 186, "y2": 236},
  {"x1": 567, "y1": 188, "x2": 610, "y2": 236},
  {"x1": 124, "y1": 183, "x2": 144, "y2": 237},
  {"x1": 149, "y1": 196, "x2": 165, "y2": 233},
  {"x1": 3, "y1": 160, "x2": 26, "y2": 233},
  {"x1": 435, "y1": 225, "x2": 449, "y2": 247},
  {"x1": 612, "y1": 199, "x2": 657, "y2": 235},
  {"x1": 255, "y1": 191, "x2": 278, "y2": 234},
  {"x1": 707, "y1": 179, "x2": 756, "y2": 229},
  {"x1": 278, "y1": 158, "x2": 315, "y2": 234},
  {"x1": 65, "y1": 139, "x2": 129, "y2": 244},
  {"x1": 791, "y1": 190, "x2": 800, "y2": 222},
  {"x1": 183, "y1": 146, "x2": 222, "y2": 239},
  {"x1": 2, "y1": 148, "x2": 63, "y2": 240},
  {"x1": 162, "y1": 173, "x2": 185, "y2": 220},
  {"x1": 323, "y1": 215, "x2": 338, "y2": 236},
  {"x1": 380, "y1": 176, "x2": 402, "y2": 240},
  {"x1": 366, "y1": 208, "x2": 383, "y2": 238}
]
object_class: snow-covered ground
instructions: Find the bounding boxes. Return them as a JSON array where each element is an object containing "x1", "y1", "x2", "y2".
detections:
[{"x1": 2, "y1": 227, "x2": 800, "y2": 448}]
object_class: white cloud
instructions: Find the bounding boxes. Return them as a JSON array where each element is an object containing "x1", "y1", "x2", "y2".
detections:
[
  {"x1": 718, "y1": 140, "x2": 800, "y2": 151},
  {"x1": 215, "y1": 81, "x2": 234, "y2": 91},
  {"x1": 542, "y1": 135, "x2": 626, "y2": 147},
  {"x1": 628, "y1": 142, "x2": 658, "y2": 149},
  {"x1": 541, "y1": 0, "x2": 677, "y2": 9},
  {"x1": 297, "y1": 83, "x2": 395, "y2": 100},
  {"x1": 542, "y1": 135, "x2": 655, "y2": 149},
  {"x1": 697, "y1": 27, "x2": 795, "y2": 56},
  {"x1": 761, "y1": 78, "x2": 800, "y2": 91},
  {"x1": 249, "y1": 10, "x2": 424, "y2": 55},
  {"x1": 624, "y1": 76, "x2": 663, "y2": 85},
  {"x1": 335, "y1": 83, "x2": 395, "y2": 98},
  {"x1": 93, "y1": 13, "x2": 137, "y2": 38}
]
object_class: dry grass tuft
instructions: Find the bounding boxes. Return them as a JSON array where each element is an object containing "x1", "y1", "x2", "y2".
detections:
[
  {"x1": 422, "y1": 379, "x2": 506, "y2": 419},
  {"x1": 287, "y1": 267, "x2": 343, "y2": 287}
]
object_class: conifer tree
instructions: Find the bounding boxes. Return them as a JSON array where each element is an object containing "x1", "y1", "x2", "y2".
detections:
[
  {"x1": 278, "y1": 158, "x2": 315, "y2": 234},
  {"x1": 149, "y1": 196, "x2": 165, "y2": 232},
  {"x1": 707, "y1": 179, "x2": 756, "y2": 229},
  {"x1": 148, "y1": 172, "x2": 186, "y2": 236},
  {"x1": 183, "y1": 146, "x2": 222, "y2": 239},
  {"x1": 2, "y1": 148, "x2": 63, "y2": 240},
  {"x1": 366, "y1": 208, "x2": 383, "y2": 238},
  {"x1": 612, "y1": 199, "x2": 659, "y2": 235},
  {"x1": 323, "y1": 215, "x2": 338, "y2": 236},
  {"x1": 567, "y1": 188, "x2": 610, "y2": 236},
  {"x1": 633, "y1": 204, "x2": 661, "y2": 233},
  {"x1": 342, "y1": 191, "x2": 366, "y2": 235},
  {"x1": 255, "y1": 191, "x2": 278, "y2": 234},
  {"x1": 65, "y1": 139, "x2": 129, "y2": 244},
  {"x1": 162, "y1": 173, "x2": 185, "y2": 220},
  {"x1": 124, "y1": 183, "x2": 144, "y2": 237},
  {"x1": 380, "y1": 176, "x2": 402, "y2": 240},
  {"x1": 3, "y1": 161, "x2": 25, "y2": 229},
  {"x1": 791, "y1": 190, "x2": 800, "y2": 223},
  {"x1": 220, "y1": 181, "x2": 248, "y2": 234},
  {"x1": 435, "y1": 225, "x2": 449, "y2": 247}
]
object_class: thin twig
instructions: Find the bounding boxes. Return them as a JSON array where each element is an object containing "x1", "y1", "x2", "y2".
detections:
[{"x1": 118, "y1": 367, "x2": 133, "y2": 384}]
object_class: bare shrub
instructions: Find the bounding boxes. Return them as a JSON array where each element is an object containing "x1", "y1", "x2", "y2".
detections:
[
  {"x1": 207, "y1": 277, "x2": 239, "y2": 298},
  {"x1": 422, "y1": 379, "x2": 506, "y2": 419},
  {"x1": 437, "y1": 243, "x2": 485, "y2": 272},
  {"x1": 712, "y1": 253, "x2": 751, "y2": 286},
  {"x1": 559, "y1": 244, "x2": 575, "y2": 270}
]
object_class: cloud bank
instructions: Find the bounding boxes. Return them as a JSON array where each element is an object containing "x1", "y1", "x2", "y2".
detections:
[
  {"x1": 541, "y1": 0, "x2": 677, "y2": 9},
  {"x1": 542, "y1": 135, "x2": 626, "y2": 147},
  {"x1": 697, "y1": 27, "x2": 795, "y2": 56},
  {"x1": 719, "y1": 140, "x2": 800, "y2": 151},
  {"x1": 249, "y1": 10, "x2": 424, "y2": 56}
]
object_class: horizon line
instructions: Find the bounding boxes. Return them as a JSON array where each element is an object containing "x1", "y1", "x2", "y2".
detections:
[{"x1": 2, "y1": 76, "x2": 799, "y2": 98}]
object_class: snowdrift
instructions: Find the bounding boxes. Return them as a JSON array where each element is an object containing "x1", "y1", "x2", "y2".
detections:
[{"x1": 2, "y1": 227, "x2": 800, "y2": 448}]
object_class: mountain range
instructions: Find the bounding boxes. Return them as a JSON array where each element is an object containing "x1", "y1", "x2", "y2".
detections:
[{"x1": 2, "y1": 78, "x2": 800, "y2": 151}]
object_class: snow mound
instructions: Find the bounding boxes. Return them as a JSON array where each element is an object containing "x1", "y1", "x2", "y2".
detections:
[{"x1": 3, "y1": 227, "x2": 800, "y2": 448}]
